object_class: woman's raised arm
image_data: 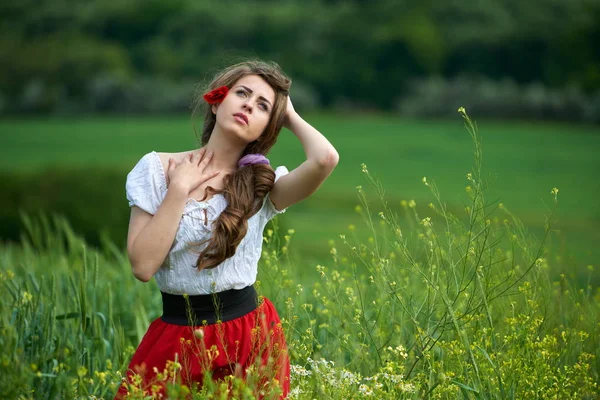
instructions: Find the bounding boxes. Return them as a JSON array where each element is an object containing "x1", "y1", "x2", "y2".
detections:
[{"x1": 269, "y1": 97, "x2": 339, "y2": 211}]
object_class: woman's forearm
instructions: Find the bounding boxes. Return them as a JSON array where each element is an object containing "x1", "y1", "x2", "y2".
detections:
[
  {"x1": 128, "y1": 185, "x2": 188, "y2": 282},
  {"x1": 286, "y1": 113, "x2": 338, "y2": 167}
]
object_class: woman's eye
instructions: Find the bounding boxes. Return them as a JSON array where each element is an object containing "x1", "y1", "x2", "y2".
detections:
[
  {"x1": 236, "y1": 90, "x2": 247, "y2": 96},
  {"x1": 259, "y1": 103, "x2": 269, "y2": 111}
]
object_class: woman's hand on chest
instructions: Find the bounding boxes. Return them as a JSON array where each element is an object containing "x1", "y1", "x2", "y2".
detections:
[{"x1": 165, "y1": 149, "x2": 221, "y2": 198}]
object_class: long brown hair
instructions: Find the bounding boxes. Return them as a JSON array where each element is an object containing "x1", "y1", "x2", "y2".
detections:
[{"x1": 190, "y1": 60, "x2": 291, "y2": 270}]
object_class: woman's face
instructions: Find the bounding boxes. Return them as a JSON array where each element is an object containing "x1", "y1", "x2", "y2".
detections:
[{"x1": 213, "y1": 74, "x2": 276, "y2": 145}]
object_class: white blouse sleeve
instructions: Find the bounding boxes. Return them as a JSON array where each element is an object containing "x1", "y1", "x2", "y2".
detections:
[
  {"x1": 125, "y1": 152, "x2": 166, "y2": 215},
  {"x1": 261, "y1": 166, "x2": 290, "y2": 221}
]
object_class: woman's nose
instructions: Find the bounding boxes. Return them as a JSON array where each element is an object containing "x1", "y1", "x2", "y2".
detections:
[{"x1": 242, "y1": 102, "x2": 252, "y2": 113}]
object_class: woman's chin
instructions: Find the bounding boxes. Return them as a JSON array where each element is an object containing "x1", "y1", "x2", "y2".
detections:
[{"x1": 222, "y1": 129, "x2": 257, "y2": 146}]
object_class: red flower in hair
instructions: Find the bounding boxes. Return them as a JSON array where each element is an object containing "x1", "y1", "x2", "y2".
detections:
[{"x1": 203, "y1": 86, "x2": 229, "y2": 104}]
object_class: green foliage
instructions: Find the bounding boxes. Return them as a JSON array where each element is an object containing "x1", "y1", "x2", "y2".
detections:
[
  {"x1": 0, "y1": 113, "x2": 598, "y2": 398},
  {"x1": 396, "y1": 76, "x2": 600, "y2": 123},
  {"x1": 0, "y1": 167, "x2": 130, "y2": 248},
  {"x1": 0, "y1": 214, "x2": 152, "y2": 398},
  {"x1": 1, "y1": 0, "x2": 599, "y2": 116}
]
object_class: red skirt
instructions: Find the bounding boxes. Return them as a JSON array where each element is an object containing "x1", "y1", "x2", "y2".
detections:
[{"x1": 115, "y1": 297, "x2": 290, "y2": 399}]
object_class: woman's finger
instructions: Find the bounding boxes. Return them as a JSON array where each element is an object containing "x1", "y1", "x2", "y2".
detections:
[
  {"x1": 166, "y1": 158, "x2": 174, "y2": 186},
  {"x1": 196, "y1": 148, "x2": 208, "y2": 166},
  {"x1": 198, "y1": 150, "x2": 214, "y2": 169},
  {"x1": 201, "y1": 170, "x2": 220, "y2": 182},
  {"x1": 194, "y1": 148, "x2": 207, "y2": 165}
]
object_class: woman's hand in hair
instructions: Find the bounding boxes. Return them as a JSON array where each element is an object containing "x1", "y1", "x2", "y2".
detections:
[
  {"x1": 166, "y1": 148, "x2": 220, "y2": 196},
  {"x1": 282, "y1": 95, "x2": 299, "y2": 130},
  {"x1": 269, "y1": 94, "x2": 339, "y2": 212}
]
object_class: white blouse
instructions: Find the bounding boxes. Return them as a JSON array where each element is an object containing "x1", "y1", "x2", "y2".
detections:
[{"x1": 125, "y1": 151, "x2": 289, "y2": 295}]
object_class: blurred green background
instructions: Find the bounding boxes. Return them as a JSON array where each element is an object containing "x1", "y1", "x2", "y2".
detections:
[{"x1": 0, "y1": 0, "x2": 599, "y2": 283}]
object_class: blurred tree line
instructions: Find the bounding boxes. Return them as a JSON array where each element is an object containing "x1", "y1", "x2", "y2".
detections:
[{"x1": 1, "y1": 0, "x2": 600, "y2": 121}]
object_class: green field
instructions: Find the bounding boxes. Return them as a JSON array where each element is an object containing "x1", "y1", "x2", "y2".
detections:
[
  {"x1": 1, "y1": 113, "x2": 599, "y2": 398},
  {"x1": 0, "y1": 113, "x2": 598, "y2": 273}
]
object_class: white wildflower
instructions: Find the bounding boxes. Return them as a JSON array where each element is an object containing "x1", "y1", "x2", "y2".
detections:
[
  {"x1": 288, "y1": 387, "x2": 303, "y2": 399},
  {"x1": 359, "y1": 384, "x2": 373, "y2": 396},
  {"x1": 398, "y1": 382, "x2": 416, "y2": 393},
  {"x1": 290, "y1": 364, "x2": 312, "y2": 377}
]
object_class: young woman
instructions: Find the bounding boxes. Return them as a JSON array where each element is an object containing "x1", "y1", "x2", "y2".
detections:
[{"x1": 116, "y1": 60, "x2": 339, "y2": 398}]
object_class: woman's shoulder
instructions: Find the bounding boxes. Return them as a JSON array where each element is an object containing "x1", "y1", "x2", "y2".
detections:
[
  {"x1": 128, "y1": 149, "x2": 194, "y2": 186},
  {"x1": 154, "y1": 150, "x2": 195, "y2": 173}
]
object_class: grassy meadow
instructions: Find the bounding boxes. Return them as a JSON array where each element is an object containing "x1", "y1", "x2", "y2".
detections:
[
  {"x1": 0, "y1": 112, "x2": 598, "y2": 275},
  {"x1": 0, "y1": 112, "x2": 599, "y2": 398}
]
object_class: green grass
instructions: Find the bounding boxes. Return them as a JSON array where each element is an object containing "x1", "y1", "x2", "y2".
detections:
[
  {"x1": 1, "y1": 113, "x2": 598, "y2": 398},
  {"x1": 1, "y1": 182, "x2": 598, "y2": 398},
  {"x1": 0, "y1": 113, "x2": 598, "y2": 272}
]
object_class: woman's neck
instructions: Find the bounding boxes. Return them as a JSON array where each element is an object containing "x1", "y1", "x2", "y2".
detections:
[{"x1": 203, "y1": 127, "x2": 245, "y2": 173}]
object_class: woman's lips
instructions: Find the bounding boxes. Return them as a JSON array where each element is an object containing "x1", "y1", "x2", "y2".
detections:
[{"x1": 233, "y1": 113, "x2": 248, "y2": 125}]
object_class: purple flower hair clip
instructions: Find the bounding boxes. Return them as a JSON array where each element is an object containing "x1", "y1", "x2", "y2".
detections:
[{"x1": 238, "y1": 154, "x2": 270, "y2": 168}]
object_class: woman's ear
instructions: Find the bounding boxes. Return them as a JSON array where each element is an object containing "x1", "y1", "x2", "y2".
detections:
[{"x1": 211, "y1": 104, "x2": 219, "y2": 115}]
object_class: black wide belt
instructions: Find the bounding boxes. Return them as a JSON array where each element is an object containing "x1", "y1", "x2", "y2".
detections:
[{"x1": 160, "y1": 285, "x2": 259, "y2": 326}]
